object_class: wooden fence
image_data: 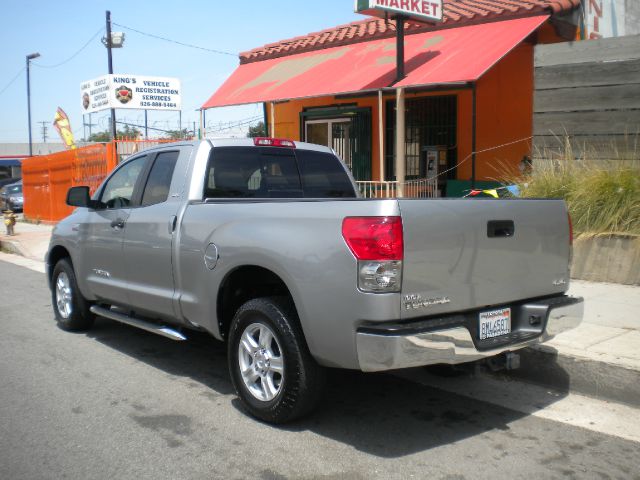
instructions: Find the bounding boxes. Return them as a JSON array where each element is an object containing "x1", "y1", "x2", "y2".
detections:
[{"x1": 533, "y1": 34, "x2": 640, "y2": 160}]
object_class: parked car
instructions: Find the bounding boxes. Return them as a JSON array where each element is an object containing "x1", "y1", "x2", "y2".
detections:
[
  {"x1": 0, "y1": 176, "x2": 21, "y2": 189},
  {"x1": 0, "y1": 180, "x2": 23, "y2": 212},
  {"x1": 46, "y1": 139, "x2": 583, "y2": 423}
]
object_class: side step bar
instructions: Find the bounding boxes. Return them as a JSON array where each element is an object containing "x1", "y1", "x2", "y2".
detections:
[{"x1": 89, "y1": 305, "x2": 187, "y2": 341}]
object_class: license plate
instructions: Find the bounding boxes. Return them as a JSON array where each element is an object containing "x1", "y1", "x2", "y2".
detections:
[{"x1": 479, "y1": 307, "x2": 511, "y2": 340}]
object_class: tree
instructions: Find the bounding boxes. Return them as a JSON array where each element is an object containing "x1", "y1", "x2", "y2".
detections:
[
  {"x1": 164, "y1": 128, "x2": 191, "y2": 140},
  {"x1": 247, "y1": 121, "x2": 266, "y2": 138},
  {"x1": 87, "y1": 125, "x2": 142, "y2": 142},
  {"x1": 87, "y1": 130, "x2": 111, "y2": 142}
]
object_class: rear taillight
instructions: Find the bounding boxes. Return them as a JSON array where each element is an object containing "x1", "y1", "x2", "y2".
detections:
[
  {"x1": 342, "y1": 216, "x2": 403, "y2": 293},
  {"x1": 568, "y1": 211, "x2": 574, "y2": 271},
  {"x1": 342, "y1": 216, "x2": 403, "y2": 261},
  {"x1": 568, "y1": 212, "x2": 573, "y2": 246},
  {"x1": 253, "y1": 137, "x2": 296, "y2": 148}
]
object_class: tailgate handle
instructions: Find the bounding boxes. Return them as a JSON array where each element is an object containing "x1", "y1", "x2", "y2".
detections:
[{"x1": 487, "y1": 220, "x2": 514, "y2": 238}]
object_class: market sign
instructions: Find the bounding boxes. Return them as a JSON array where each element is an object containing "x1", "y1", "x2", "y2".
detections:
[
  {"x1": 80, "y1": 74, "x2": 182, "y2": 113},
  {"x1": 355, "y1": 0, "x2": 443, "y2": 23}
]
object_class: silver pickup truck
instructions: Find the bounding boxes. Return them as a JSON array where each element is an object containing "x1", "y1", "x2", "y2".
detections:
[{"x1": 47, "y1": 138, "x2": 583, "y2": 423}]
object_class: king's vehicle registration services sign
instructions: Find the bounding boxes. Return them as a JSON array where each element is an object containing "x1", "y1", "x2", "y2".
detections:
[
  {"x1": 355, "y1": 0, "x2": 443, "y2": 23},
  {"x1": 80, "y1": 74, "x2": 182, "y2": 114}
]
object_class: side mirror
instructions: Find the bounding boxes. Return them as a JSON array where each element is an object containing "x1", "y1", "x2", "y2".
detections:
[{"x1": 66, "y1": 186, "x2": 103, "y2": 209}]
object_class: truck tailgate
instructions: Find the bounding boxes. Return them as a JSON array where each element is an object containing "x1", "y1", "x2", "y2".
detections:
[{"x1": 398, "y1": 199, "x2": 571, "y2": 319}]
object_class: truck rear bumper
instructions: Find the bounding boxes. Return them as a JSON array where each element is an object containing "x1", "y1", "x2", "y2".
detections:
[{"x1": 356, "y1": 295, "x2": 583, "y2": 372}]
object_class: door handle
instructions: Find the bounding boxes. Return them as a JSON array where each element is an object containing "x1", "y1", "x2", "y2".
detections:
[
  {"x1": 111, "y1": 218, "x2": 125, "y2": 230},
  {"x1": 168, "y1": 215, "x2": 177, "y2": 234},
  {"x1": 487, "y1": 220, "x2": 514, "y2": 238}
]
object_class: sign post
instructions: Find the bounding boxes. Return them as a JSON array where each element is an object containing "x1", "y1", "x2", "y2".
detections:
[{"x1": 355, "y1": 0, "x2": 443, "y2": 194}]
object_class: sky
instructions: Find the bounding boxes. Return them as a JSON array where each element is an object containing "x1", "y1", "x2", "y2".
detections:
[{"x1": 0, "y1": 0, "x2": 363, "y2": 143}]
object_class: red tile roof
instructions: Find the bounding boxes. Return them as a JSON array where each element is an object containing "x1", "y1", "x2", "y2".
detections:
[{"x1": 240, "y1": 0, "x2": 580, "y2": 64}]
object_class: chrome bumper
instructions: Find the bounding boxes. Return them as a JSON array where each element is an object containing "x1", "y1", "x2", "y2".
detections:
[{"x1": 356, "y1": 296, "x2": 584, "y2": 372}]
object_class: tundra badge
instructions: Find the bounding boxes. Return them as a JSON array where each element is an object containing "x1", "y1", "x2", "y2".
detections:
[{"x1": 403, "y1": 294, "x2": 451, "y2": 310}]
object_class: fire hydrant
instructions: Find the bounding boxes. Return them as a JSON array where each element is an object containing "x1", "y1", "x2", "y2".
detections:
[{"x1": 3, "y1": 210, "x2": 17, "y2": 236}]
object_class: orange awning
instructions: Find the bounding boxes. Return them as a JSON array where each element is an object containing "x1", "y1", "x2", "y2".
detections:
[{"x1": 202, "y1": 15, "x2": 548, "y2": 108}]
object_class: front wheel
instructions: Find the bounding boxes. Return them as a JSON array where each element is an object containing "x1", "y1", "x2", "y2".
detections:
[
  {"x1": 51, "y1": 258, "x2": 94, "y2": 331},
  {"x1": 228, "y1": 297, "x2": 325, "y2": 424}
]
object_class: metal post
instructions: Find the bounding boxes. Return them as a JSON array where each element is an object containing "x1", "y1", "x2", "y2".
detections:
[
  {"x1": 179, "y1": 110, "x2": 182, "y2": 138},
  {"x1": 396, "y1": 15, "x2": 405, "y2": 82},
  {"x1": 26, "y1": 53, "x2": 40, "y2": 156},
  {"x1": 270, "y1": 102, "x2": 275, "y2": 137},
  {"x1": 395, "y1": 87, "x2": 405, "y2": 198},
  {"x1": 144, "y1": 110, "x2": 148, "y2": 139},
  {"x1": 471, "y1": 82, "x2": 477, "y2": 189},
  {"x1": 378, "y1": 90, "x2": 385, "y2": 182},
  {"x1": 106, "y1": 10, "x2": 117, "y2": 140}
]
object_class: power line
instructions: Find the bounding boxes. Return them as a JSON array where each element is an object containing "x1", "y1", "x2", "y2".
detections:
[
  {"x1": 33, "y1": 27, "x2": 104, "y2": 69},
  {"x1": 0, "y1": 67, "x2": 25, "y2": 97},
  {"x1": 207, "y1": 116, "x2": 263, "y2": 134},
  {"x1": 116, "y1": 120, "x2": 173, "y2": 134},
  {"x1": 113, "y1": 22, "x2": 236, "y2": 56}
]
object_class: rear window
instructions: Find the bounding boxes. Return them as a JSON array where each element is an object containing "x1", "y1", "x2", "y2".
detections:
[
  {"x1": 204, "y1": 147, "x2": 302, "y2": 198},
  {"x1": 203, "y1": 147, "x2": 355, "y2": 199}
]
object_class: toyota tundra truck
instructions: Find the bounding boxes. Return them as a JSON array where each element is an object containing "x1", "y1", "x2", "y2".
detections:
[{"x1": 46, "y1": 138, "x2": 583, "y2": 423}]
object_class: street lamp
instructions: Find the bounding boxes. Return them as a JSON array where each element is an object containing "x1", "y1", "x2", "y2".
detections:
[{"x1": 26, "y1": 52, "x2": 41, "y2": 157}]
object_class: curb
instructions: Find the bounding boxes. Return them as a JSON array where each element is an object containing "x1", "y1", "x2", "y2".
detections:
[
  {"x1": 495, "y1": 346, "x2": 640, "y2": 408},
  {"x1": 0, "y1": 238, "x2": 25, "y2": 256}
]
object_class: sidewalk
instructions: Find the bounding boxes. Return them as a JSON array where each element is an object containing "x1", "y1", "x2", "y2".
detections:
[
  {"x1": 1, "y1": 220, "x2": 639, "y2": 405},
  {"x1": 0, "y1": 219, "x2": 52, "y2": 262}
]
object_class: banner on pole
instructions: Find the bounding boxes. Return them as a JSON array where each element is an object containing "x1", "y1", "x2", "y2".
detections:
[{"x1": 53, "y1": 107, "x2": 77, "y2": 150}]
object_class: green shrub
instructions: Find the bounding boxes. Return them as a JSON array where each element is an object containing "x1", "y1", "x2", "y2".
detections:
[{"x1": 501, "y1": 149, "x2": 640, "y2": 234}]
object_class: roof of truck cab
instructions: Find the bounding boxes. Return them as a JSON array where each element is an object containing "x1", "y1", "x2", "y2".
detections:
[{"x1": 208, "y1": 138, "x2": 333, "y2": 153}]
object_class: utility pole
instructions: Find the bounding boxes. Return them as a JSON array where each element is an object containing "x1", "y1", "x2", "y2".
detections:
[
  {"x1": 38, "y1": 121, "x2": 48, "y2": 143},
  {"x1": 105, "y1": 10, "x2": 117, "y2": 140},
  {"x1": 83, "y1": 113, "x2": 96, "y2": 141}
]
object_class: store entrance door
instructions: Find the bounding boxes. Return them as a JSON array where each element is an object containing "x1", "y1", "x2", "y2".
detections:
[{"x1": 305, "y1": 118, "x2": 352, "y2": 172}]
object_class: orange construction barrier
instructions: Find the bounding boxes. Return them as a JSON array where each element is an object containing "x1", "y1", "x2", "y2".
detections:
[
  {"x1": 22, "y1": 143, "x2": 117, "y2": 223},
  {"x1": 22, "y1": 138, "x2": 187, "y2": 223}
]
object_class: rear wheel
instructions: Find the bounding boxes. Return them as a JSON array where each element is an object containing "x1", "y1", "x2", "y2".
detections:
[
  {"x1": 228, "y1": 297, "x2": 325, "y2": 424},
  {"x1": 51, "y1": 258, "x2": 94, "y2": 331}
]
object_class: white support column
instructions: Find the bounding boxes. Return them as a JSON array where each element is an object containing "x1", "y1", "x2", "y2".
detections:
[
  {"x1": 395, "y1": 87, "x2": 405, "y2": 198},
  {"x1": 378, "y1": 90, "x2": 385, "y2": 182},
  {"x1": 270, "y1": 102, "x2": 275, "y2": 137}
]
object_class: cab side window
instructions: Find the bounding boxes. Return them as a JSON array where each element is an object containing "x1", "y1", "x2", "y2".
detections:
[
  {"x1": 100, "y1": 156, "x2": 146, "y2": 209},
  {"x1": 141, "y1": 151, "x2": 179, "y2": 206}
]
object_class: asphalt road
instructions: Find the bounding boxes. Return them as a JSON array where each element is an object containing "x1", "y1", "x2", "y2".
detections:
[{"x1": 1, "y1": 259, "x2": 638, "y2": 480}]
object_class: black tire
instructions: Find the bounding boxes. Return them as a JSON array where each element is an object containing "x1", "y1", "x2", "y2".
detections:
[
  {"x1": 51, "y1": 258, "x2": 95, "y2": 331},
  {"x1": 228, "y1": 296, "x2": 325, "y2": 424}
]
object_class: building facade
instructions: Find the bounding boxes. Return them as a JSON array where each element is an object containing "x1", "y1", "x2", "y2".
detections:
[{"x1": 204, "y1": 0, "x2": 582, "y2": 196}]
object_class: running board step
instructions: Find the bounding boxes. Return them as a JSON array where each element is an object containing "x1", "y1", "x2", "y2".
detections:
[{"x1": 89, "y1": 305, "x2": 187, "y2": 341}]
